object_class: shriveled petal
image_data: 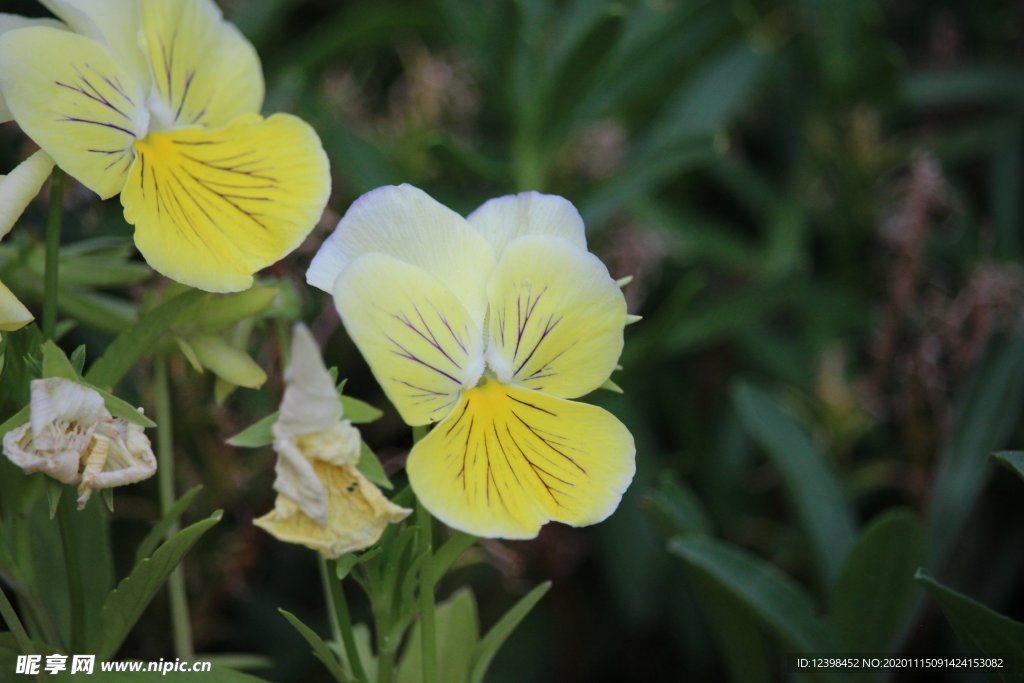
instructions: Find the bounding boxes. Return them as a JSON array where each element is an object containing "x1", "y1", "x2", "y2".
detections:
[
  {"x1": 0, "y1": 280, "x2": 33, "y2": 332},
  {"x1": 0, "y1": 150, "x2": 56, "y2": 240},
  {"x1": 0, "y1": 14, "x2": 67, "y2": 123},
  {"x1": 2, "y1": 421, "x2": 82, "y2": 484},
  {"x1": 255, "y1": 462, "x2": 411, "y2": 558},
  {"x1": 29, "y1": 377, "x2": 109, "y2": 439},
  {"x1": 276, "y1": 323, "x2": 343, "y2": 438},
  {"x1": 333, "y1": 253, "x2": 485, "y2": 426},
  {"x1": 3, "y1": 378, "x2": 110, "y2": 486},
  {"x1": 121, "y1": 113, "x2": 329, "y2": 292},
  {"x1": 271, "y1": 435, "x2": 328, "y2": 524},
  {"x1": 485, "y1": 236, "x2": 626, "y2": 399},
  {"x1": 406, "y1": 381, "x2": 635, "y2": 539},
  {"x1": 307, "y1": 184, "x2": 495, "y2": 327},
  {"x1": 467, "y1": 191, "x2": 587, "y2": 258},
  {"x1": 76, "y1": 419, "x2": 157, "y2": 509},
  {"x1": 37, "y1": 0, "x2": 149, "y2": 92},
  {"x1": 0, "y1": 27, "x2": 147, "y2": 198},
  {"x1": 137, "y1": 0, "x2": 263, "y2": 129}
]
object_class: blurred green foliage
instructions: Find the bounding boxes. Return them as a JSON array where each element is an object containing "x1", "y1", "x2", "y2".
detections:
[{"x1": 4, "y1": 0, "x2": 1024, "y2": 680}]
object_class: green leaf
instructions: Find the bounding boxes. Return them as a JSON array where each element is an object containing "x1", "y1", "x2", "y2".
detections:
[
  {"x1": 69, "y1": 345, "x2": 86, "y2": 375},
  {"x1": 927, "y1": 337, "x2": 1024, "y2": 567},
  {"x1": 46, "y1": 479, "x2": 63, "y2": 520},
  {"x1": 668, "y1": 535, "x2": 841, "y2": 682},
  {"x1": 0, "y1": 406, "x2": 30, "y2": 440},
  {"x1": 195, "y1": 287, "x2": 278, "y2": 333},
  {"x1": 432, "y1": 532, "x2": 476, "y2": 587},
  {"x1": 398, "y1": 588, "x2": 480, "y2": 683},
  {"x1": 357, "y1": 442, "x2": 392, "y2": 490},
  {"x1": 133, "y1": 485, "x2": 204, "y2": 565},
  {"x1": 41, "y1": 340, "x2": 78, "y2": 380},
  {"x1": 915, "y1": 570, "x2": 1024, "y2": 682},
  {"x1": 86, "y1": 289, "x2": 206, "y2": 389},
  {"x1": 643, "y1": 471, "x2": 712, "y2": 536},
  {"x1": 687, "y1": 570, "x2": 772, "y2": 683},
  {"x1": 92, "y1": 386, "x2": 156, "y2": 428},
  {"x1": 335, "y1": 547, "x2": 382, "y2": 581},
  {"x1": 469, "y1": 581, "x2": 550, "y2": 683},
  {"x1": 992, "y1": 451, "x2": 1024, "y2": 485},
  {"x1": 279, "y1": 608, "x2": 349, "y2": 683},
  {"x1": 829, "y1": 510, "x2": 925, "y2": 655},
  {"x1": 732, "y1": 382, "x2": 856, "y2": 586},
  {"x1": 228, "y1": 413, "x2": 277, "y2": 448},
  {"x1": 97, "y1": 511, "x2": 222, "y2": 658},
  {"x1": 340, "y1": 396, "x2": 384, "y2": 424}
]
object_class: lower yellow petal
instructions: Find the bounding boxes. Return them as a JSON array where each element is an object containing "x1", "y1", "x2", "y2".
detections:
[
  {"x1": 121, "y1": 113, "x2": 329, "y2": 292},
  {"x1": 255, "y1": 462, "x2": 411, "y2": 558},
  {"x1": 406, "y1": 381, "x2": 635, "y2": 539},
  {"x1": 0, "y1": 280, "x2": 32, "y2": 331}
]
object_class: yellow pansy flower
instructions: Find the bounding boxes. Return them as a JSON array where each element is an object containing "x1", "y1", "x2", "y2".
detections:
[
  {"x1": 2, "y1": 378, "x2": 157, "y2": 509},
  {"x1": 307, "y1": 186, "x2": 636, "y2": 539},
  {"x1": 255, "y1": 324, "x2": 411, "y2": 558},
  {"x1": 0, "y1": 0, "x2": 330, "y2": 292}
]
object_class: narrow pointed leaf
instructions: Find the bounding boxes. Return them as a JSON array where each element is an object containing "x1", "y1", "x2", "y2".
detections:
[
  {"x1": 97, "y1": 511, "x2": 222, "y2": 658},
  {"x1": 469, "y1": 581, "x2": 551, "y2": 683},
  {"x1": 732, "y1": 382, "x2": 856, "y2": 586},
  {"x1": 279, "y1": 608, "x2": 349, "y2": 683}
]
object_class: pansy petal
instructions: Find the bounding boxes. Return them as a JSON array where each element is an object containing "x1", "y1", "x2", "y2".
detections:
[
  {"x1": 467, "y1": 191, "x2": 586, "y2": 257},
  {"x1": 138, "y1": 0, "x2": 262, "y2": 129},
  {"x1": 121, "y1": 113, "x2": 329, "y2": 292},
  {"x1": 0, "y1": 280, "x2": 33, "y2": 332},
  {"x1": 0, "y1": 27, "x2": 146, "y2": 198},
  {"x1": 307, "y1": 184, "x2": 495, "y2": 326},
  {"x1": 0, "y1": 150, "x2": 56, "y2": 239},
  {"x1": 485, "y1": 236, "x2": 626, "y2": 399},
  {"x1": 0, "y1": 14, "x2": 67, "y2": 123},
  {"x1": 76, "y1": 420, "x2": 157, "y2": 509},
  {"x1": 276, "y1": 324, "x2": 343, "y2": 437},
  {"x1": 255, "y1": 462, "x2": 411, "y2": 558},
  {"x1": 37, "y1": 1, "x2": 149, "y2": 91},
  {"x1": 407, "y1": 381, "x2": 636, "y2": 539},
  {"x1": 334, "y1": 253, "x2": 485, "y2": 426}
]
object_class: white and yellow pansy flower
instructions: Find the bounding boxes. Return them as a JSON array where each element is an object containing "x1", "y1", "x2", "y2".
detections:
[
  {"x1": 2, "y1": 378, "x2": 157, "y2": 509},
  {"x1": 307, "y1": 186, "x2": 636, "y2": 540},
  {"x1": 255, "y1": 324, "x2": 411, "y2": 558},
  {"x1": 0, "y1": 0, "x2": 330, "y2": 292}
]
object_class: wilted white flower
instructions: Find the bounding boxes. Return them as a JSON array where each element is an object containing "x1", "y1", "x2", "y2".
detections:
[
  {"x1": 2, "y1": 378, "x2": 156, "y2": 509},
  {"x1": 254, "y1": 324, "x2": 410, "y2": 558}
]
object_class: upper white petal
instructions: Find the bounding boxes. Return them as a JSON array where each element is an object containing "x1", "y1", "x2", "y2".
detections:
[
  {"x1": 307, "y1": 184, "x2": 495, "y2": 327},
  {"x1": 467, "y1": 191, "x2": 587, "y2": 258}
]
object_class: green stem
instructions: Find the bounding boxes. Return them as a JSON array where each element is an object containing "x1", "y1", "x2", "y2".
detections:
[
  {"x1": 55, "y1": 495, "x2": 84, "y2": 652},
  {"x1": 0, "y1": 585, "x2": 44, "y2": 683},
  {"x1": 154, "y1": 354, "x2": 194, "y2": 660},
  {"x1": 374, "y1": 596, "x2": 394, "y2": 683},
  {"x1": 325, "y1": 559, "x2": 370, "y2": 683},
  {"x1": 0, "y1": 583, "x2": 32, "y2": 654},
  {"x1": 412, "y1": 425, "x2": 437, "y2": 683},
  {"x1": 42, "y1": 169, "x2": 64, "y2": 339}
]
